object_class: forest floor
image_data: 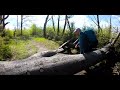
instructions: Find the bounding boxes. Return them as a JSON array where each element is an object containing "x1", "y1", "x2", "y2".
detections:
[{"x1": 9, "y1": 37, "x2": 59, "y2": 61}]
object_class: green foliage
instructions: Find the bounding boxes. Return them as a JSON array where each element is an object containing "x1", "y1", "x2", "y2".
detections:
[
  {"x1": 46, "y1": 27, "x2": 56, "y2": 40},
  {"x1": 0, "y1": 36, "x2": 4, "y2": 46},
  {"x1": 97, "y1": 28, "x2": 111, "y2": 48},
  {"x1": 3, "y1": 36, "x2": 11, "y2": 44},
  {"x1": 29, "y1": 24, "x2": 43, "y2": 37},
  {"x1": 9, "y1": 39, "x2": 37, "y2": 60},
  {"x1": 5, "y1": 29, "x2": 14, "y2": 38},
  {"x1": 0, "y1": 36, "x2": 12, "y2": 61},
  {"x1": 15, "y1": 29, "x2": 21, "y2": 37},
  {"x1": 0, "y1": 45, "x2": 12, "y2": 61},
  {"x1": 45, "y1": 26, "x2": 75, "y2": 45}
]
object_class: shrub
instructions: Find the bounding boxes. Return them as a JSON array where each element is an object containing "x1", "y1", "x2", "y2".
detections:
[
  {"x1": 0, "y1": 45, "x2": 12, "y2": 60},
  {"x1": 0, "y1": 36, "x2": 12, "y2": 61},
  {"x1": 0, "y1": 36, "x2": 4, "y2": 46},
  {"x1": 5, "y1": 29, "x2": 14, "y2": 38},
  {"x1": 97, "y1": 28, "x2": 111, "y2": 48},
  {"x1": 29, "y1": 24, "x2": 43, "y2": 37},
  {"x1": 3, "y1": 36, "x2": 10, "y2": 44}
]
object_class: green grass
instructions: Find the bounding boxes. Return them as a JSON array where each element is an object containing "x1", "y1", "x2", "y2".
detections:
[
  {"x1": 7, "y1": 37, "x2": 59, "y2": 60},
  {"x1": 9, "y1": 39, "x2": 37, "y2": 60},
  {"x1": 33, "y1": 37, "x2": 59, "y2": 50}
]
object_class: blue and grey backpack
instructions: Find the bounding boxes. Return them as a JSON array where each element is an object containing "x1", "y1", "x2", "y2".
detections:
[{"x1": 79, "y1": 27, "x2": 98, "y2": 53}]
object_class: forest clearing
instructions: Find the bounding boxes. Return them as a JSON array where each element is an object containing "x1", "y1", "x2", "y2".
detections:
[{"x1": 0, "y1": 15, "x2": 120, "y2": 75}]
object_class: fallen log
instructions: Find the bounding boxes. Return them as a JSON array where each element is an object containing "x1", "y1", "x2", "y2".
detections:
[
  {"x1": 0, "y1": 44, "x2": 113, "y2": 75},
  {"x1": 0, "y1": 33, "x2": 119, "y2": 75}
]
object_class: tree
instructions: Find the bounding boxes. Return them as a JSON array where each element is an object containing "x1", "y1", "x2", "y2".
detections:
[
  {"x1": 0, "y1": 15, "x2": 2, "y2": 32},
  {"x1": 57, "y1": 15, "x2": 60, "y2": 35},
  {"x1": 31, "y1": 24, "x2": 37, "y2": 36},
  {"x1": 62, "y1": 15, "x2": 67, "y2": 35},
  {"x1": 0, "y1": 15, "x2": 9, "y2": 37},
  {"x1": 62, "y1": 15, "x2": 74, "y2": 36},
  {"x1": 97, "y1": 15, "x2": 101, "y2": 33},
  {"x1": 109, "y1": 16, "x2": 112, "y2": 39},
  {"x1": 70, "y1": 22, "x2": 75, "y2": 31},
  {"x1": 14, "y1": 27, "x2": 16, "y2": 37},
  {"x1": 51, "y1": 15, "x2": 55, "y2": 32},
  {"x1": 66, "y1": 15, "x2": 71, "y2": 31},
  {"x1": 17, "y1": 15, "x2": 18, "y2": 30},
  {"x1": 88, "y1": 15, "x2": 102, "y2": 33},
  {"x1": 21, "y1": 15, "x2": 23, "y2": 35},
  {"x1": 20, "y1": 15, "x2": 32, "y2": 36},
  {"x1": 43, "y1": 15, "x2": 49, "y2": 38}
]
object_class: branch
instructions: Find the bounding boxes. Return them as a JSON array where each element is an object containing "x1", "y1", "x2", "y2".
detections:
[
  {"x1": 4, "y1": 15, "x2": 9, "y2": 20},
  {"x1": 113, "y1": 16, "x2": 120, "y2": 24},
  {"x1": 47, "y1": 16, "x2": 52, "y2": 22},
  {"x1": 93, "y1": 15, "x2": 97, "y2": 21},
  {"x1": 5, "y1": 22, "x2": 10, "y2": 26},
  {"x1": 88, "y1": 15, "x2": 102, "y2": 31},
  {"x1": 22, "y1": 19, "x2": 33, "y2": 24},
  {"x1": 22, "y1": 16, "x2": 31, "y2": 20},
  {"x1": 88, "y1": 15, "x2": 98, "y2": 26}
]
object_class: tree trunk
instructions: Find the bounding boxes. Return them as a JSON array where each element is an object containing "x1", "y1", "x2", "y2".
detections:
[
  {"x1": 0, "y1": 15, "x2": 9, "y2": 37},
  {"x1": 0, "y1": 44, "x2": 114, "y2": 75},
  {"x1": 66, "y1": 15, "x2": 71, "y2": 31},
  {"x1": 43, "y1": 15, "x2": 49, "y2": 38},
  {"x1": 66, "y1": 15, "x2": 73, "y2": 39},
  {"x1": 21, "y1": 15, "x2": 23, "y2": 36},
  {"x1": 109, "y1": 16, "x2": 112, "y2": 39},
  {"x1": 14, "y1": 27, "x2": 16, "y2": 37},
  {"x1": 62, "y1": 15, "x2": 67, "y2": 35},
  {"x1": 57, "y1": 15, "x2": 60, "y2": 35},
  {"x1": 116, "y1": 27, "x2": 118, "y2": 33},
  {"x1": 52, "y1": 15, "x2": 55, "y2": 32},
  {"x1": 17, "y1": 15, "x2": 18, "y2": 30},
  {"x1": 97, "y1": 15, "x2": 100, "y2": 33},
  {"x1": 0, "y1": 15, "x2": 2, "y2": 24}
]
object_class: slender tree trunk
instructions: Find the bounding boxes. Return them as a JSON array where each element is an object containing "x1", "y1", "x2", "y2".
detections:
[
  {"x1": 57, "y1": 15, "x2": 60, "y2": 35},
  {"x1": 52, "y1": 15, "x2": 55, "y2": 32},
  {"x1": 21, "y1": 15, "x2": 23, "y2": 36},
  {"x1": 0, "y1": 15, "x2": 2, "y2": 33},
  {"x1": 66, "y1": 16, "x2": 73, "y2": 39},
  {"x1": 109, "y1": 16, "x2": 112, "y2": 39},
  {"x1": 43, "y1": 15, "x2": 49, "y2": 38},
  {"x1": 70, "y1": 22, "x2": 75, "y2": 38},
  {"x1": 17, "y1": 15, "x2": 18, "y2": 30},
  {"x1": 97, "y1": 15, "x2": 100, "y2": 33},
  {"x1": 116, "y1": 27, "x2": 118, "y2": 33},
  {"x1": 14, "y1": 27, "x2": 16, "y2": 37},
  {"x1": 62, "y1": 15, "x2": 67, "y2": 35},
  {"x1": 0, "y1": 15, "x2": 2, "y2": 24},
  {"x1": 66, "y1": 15, "x2": 71, "y2": 31}
]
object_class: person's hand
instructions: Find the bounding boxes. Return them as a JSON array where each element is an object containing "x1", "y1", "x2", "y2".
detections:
[{"x1": 75, "y1": 44, "x2": 78, "y2": 48}]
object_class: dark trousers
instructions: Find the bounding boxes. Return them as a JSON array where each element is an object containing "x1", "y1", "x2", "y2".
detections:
[{"x1": 80, "y1": 41, "x2": 98, "y2": 54}]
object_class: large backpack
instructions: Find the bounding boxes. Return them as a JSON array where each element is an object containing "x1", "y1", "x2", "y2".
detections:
[
  {"x1": 83, "y1": 27, "x2": 98, "y2": 43},
  {"x1": 83, "y1": 27, "x2": 98, "y2": 49},
  {"x1": 78, "y1": 27, "x2": 98, "y2": 54}
]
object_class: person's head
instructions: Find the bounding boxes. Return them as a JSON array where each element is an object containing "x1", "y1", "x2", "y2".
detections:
[{"x1": 74, "y1": 28, "x2": 81, "y2": 38}]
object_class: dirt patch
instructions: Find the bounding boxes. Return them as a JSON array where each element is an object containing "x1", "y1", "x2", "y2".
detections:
[{"x1": 32, "y1": 40, "x2": 49, "y2": 53}]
